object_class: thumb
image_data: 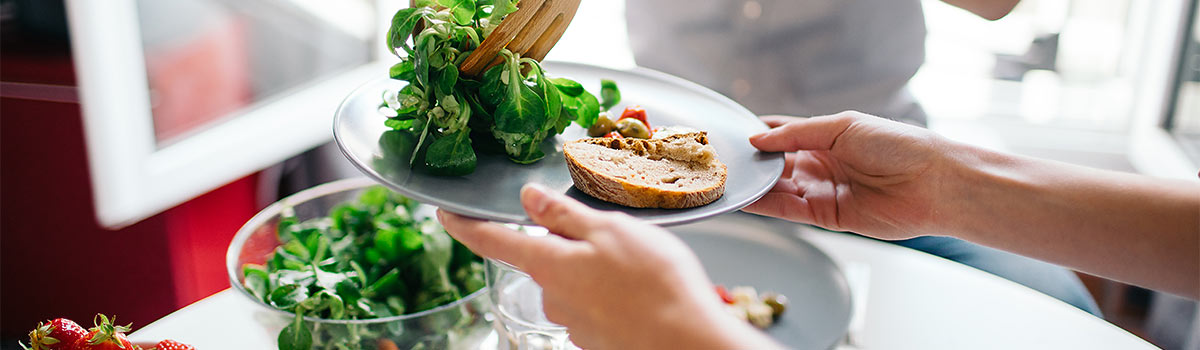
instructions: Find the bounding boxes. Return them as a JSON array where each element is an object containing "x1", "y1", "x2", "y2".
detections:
[
  {"x1": 749, "y1": 113, "x2": 857, "y2": 152},
  {"x1": 520, "y1": 183, "x2": 610, "y2": 240}
]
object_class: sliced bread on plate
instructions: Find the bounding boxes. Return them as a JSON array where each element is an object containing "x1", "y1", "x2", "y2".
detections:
[{"x1": 563, "y1": 132, "x2": 727, "y2": 208}]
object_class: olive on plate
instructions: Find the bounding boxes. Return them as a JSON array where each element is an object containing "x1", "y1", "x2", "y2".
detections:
[
  {"x1": 588, "y1": 114, "x2": 617, "y2": 137},
  {"x1": 616, "y1": 118, "x2": 651, "y2": 139}
]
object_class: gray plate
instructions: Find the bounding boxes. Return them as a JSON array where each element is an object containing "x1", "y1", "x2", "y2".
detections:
[
  {"x1": 334, "y1": 61, "x2": 784, "y2": 226},
  {"x1": 672, "y1": 212, "x2": 853, "y2": 349}
]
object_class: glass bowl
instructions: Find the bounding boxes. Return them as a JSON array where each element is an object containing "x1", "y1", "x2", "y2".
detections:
[{"x1": 226, "y1": 177, "x2": 493, "y2": 349}]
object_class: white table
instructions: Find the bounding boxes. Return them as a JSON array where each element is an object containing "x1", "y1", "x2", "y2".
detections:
[{"x1": 129, "y1": 227, "x2": 1157, "y2": 349}]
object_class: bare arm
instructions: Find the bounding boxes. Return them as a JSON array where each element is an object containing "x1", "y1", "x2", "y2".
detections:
[
  {"x1": 942, "y1": 143, "x2": 1200, "y2": 298},
  {"x1": 746, "y1": 112, "x2": 1200, "y2": 299},
  {"x1": 941, "y1": 0, "x2": 1021, "y2": 20}
]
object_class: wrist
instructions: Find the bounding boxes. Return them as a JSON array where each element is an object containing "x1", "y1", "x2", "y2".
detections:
[{"x1": 930, "y1": 137, "x2": 1024, "y2": 240}]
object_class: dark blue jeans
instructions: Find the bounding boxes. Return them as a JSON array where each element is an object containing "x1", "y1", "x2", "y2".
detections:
[{"x1": 890, "y1": 236, "x2": 1103, "y2": 317}]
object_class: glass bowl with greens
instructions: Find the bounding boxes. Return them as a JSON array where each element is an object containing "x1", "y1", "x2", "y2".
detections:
[{"x1": 226, "y1": 177, "x2": 491, "y2": 350}]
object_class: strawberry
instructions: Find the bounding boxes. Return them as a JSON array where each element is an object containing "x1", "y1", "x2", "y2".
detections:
[
  {"x1": 72, "y1": 314, "x2": 134, "y2": 350},
  {"x1": 150, "y1": 340, "x2": 195, "y2": 350},
  {"x1": 22, "y1": 318, "x2": 88, "y2": 350}
]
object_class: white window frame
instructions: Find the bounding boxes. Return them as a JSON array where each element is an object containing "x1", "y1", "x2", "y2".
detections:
[
  {"x1": 65, "y1": 0, "x2": 400, "y2": 228},
  {"x1": 1128, "y1": 0, "x2": 1199, "y2": 179}
]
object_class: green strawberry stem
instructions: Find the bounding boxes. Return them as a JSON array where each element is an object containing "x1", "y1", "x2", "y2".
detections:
[{"x1": 87, "y1": 314, "x2": 132, "y2": 348}]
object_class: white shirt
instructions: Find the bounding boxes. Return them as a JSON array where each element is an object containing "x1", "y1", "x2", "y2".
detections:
[{"x1": 625, "y1": 0, "x2": 928, "y2": 125}]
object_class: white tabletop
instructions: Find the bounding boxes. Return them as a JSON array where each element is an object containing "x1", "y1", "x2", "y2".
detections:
[{"x1": 129, "y1": 226, "x2": 1157, "y2": 349}]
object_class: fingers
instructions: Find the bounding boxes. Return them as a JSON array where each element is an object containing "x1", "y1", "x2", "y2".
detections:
[
  {"x1": 437, "y1": 209, "x2": 574, "y2": 270},
  {"x1": 760, "y1": 115, "x2": 806, "y2": 128},
  {"x1": 521, "y1": 183, "x2": 611, "y2": 240},
  {"x1": 749, "y1": 113, "x2": 858, "y2": 152},
  {"x1": 741, "y1": 192, "x2": 815, "y2": 224}
]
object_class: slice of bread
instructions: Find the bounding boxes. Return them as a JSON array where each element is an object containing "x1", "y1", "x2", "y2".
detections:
[{"x1": 563, "y1": 132, "x2": 727, "y2": 208}]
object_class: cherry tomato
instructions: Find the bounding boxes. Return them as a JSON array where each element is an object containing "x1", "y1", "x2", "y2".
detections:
[
  {"x1": 604, "y1": 131, "x2": 623, "y2": 138},
  {"x1": 715, "y1": 285, "x2": 735, "y2": 304},
  {"x1": 619, "y1": 106, "x2": 650, "y2": 129}
]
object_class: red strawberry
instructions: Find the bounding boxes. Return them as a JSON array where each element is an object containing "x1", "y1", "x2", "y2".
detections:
[
  {"x1": 72, "y1": 314, "x2": 134, "y2": 350},
  {"x1": 23, "y1": 318, "x2": 88, "y2": 350},
  {"x1": 150, "y1": 340, "x2": 195, "y2": 350}
]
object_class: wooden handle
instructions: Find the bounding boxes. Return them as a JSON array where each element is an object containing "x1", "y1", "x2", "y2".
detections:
[{"x1": 403, "y1": 0, "x2": 580, "y2": 77}]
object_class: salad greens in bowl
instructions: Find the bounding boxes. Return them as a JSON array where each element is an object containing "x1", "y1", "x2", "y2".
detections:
[{"x1": 226, "y1": 178, "x2": 491, "y2": 350}]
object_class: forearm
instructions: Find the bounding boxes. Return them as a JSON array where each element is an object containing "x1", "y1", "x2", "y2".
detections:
[{"x1": 938, "y1": 141, "x2": 1200, "y2": 298}]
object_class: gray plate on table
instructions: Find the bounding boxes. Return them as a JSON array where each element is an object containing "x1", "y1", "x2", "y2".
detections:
[
  {"x1": 671, "y1": 212, "x2": 853, "y2": 349},
  {"x1": 334, "y1": 61, "x2": 784, "y2": 226}
]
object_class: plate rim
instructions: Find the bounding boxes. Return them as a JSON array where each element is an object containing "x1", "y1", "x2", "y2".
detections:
[{"x1": 334, "y1": 62, "x2": 784, "y2": 226}]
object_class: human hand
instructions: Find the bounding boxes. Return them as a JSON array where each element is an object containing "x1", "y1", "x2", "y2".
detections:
[
  {"x1": 437, "y1": 184, "x2": 778, "y2": 350},
  {"x1": 744, "y1": 111, "x2": 954, "y2": 240}
]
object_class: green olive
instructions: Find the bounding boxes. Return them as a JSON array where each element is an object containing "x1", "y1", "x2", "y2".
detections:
[
  {"x1": 616, "y1": 118, "x2": 651, "y2": 139},
  {"x1": 588, "y1": 115, "x2": 617, "y2": 137},
  {"x1": 761, "y1": 292, "x2": 788, "y2": 319}
]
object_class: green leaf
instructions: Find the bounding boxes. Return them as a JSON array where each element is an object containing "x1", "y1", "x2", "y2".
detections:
[
  {"x1": 243, "y1": 264, "x2": 271, "y2": 302},
  {"x1": 374, "y1": 224, "x2": 423, "y2": 262},
  {"x1": 385, "y1": 118, "x2": 414, "y2": 130},
  {"x1": 269, "y1": 284, "x2": 309, "y2": 309},
  {"x1": 389, "y1": 61, "x2": 415, "y2": 81},
  {"x1": 415, "y1": 34, "x2": 436, "y2": 89},
  {"x1": 438, "y1": 0, "x2": 477, "y2": 26},
  {"x1": 386, "y1": 8, "x2": 427, "y2": 56},
  {"x1": 487, "y1": 0, "x2": 518, "y2": 25},
  {"x1": 277, "y1": 212, "x2": 298, "y2": 241},
  {"x1": 358, "y1": 186, "x2": 391, "y2": 214},
  {"x1": 537, "y1": 71, "x2": 563, "y2": 134},
  {"x1": 379, "y1": 129, "x2": 418, "y2": 165},
  {"x1": 314, "y1": 290, "x2": 346, "y2": 319},
  {"x1": 278, "y1": 312, "x2": 313, "y2": 350},
  {"x1": 600, "y1": 79, "x2": 621, "y2": 111},
  {"x1": 283, "y1": 239, "x2": 312, "y2": 262},
  {"x1": 478, "y1": 65, "x2": 507, "y2": 107},
  {"x1": 576, "y1": 90, "x2": 600, "y2": 129},
  {"x1": 437, "y1": 64, "x2": 459, "y2": 96},
  {"x1": 491, "y1": 129, "x2": 545, "y2": 164},
  {"x1": 363, "y1": 268, "x2": 402, "y2": 298},
  {"x1": 550, "y1": 77, "x2": 584, "y2": 97},
  {"x1": 313, "y1": 265, "x2": 349, "y2": 292},
  {"x1": 330, "y1": 204, "x2": 372, "y2": 236},
  {"x1": 493, "y1": 83, "x2": 546, "y2": 135},
  {"x1": 424, "y1": 130, "x2": 477, "y2": 176}
]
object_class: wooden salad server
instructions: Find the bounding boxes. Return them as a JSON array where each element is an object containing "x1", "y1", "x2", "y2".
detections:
[{"x1": 410, "y1": 0, "x2": 582, "y2": 77}]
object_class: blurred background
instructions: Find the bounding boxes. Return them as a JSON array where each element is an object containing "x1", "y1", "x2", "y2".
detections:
[{"x1": 1, "y1": 0, "x2": 1197, "y2": 348}]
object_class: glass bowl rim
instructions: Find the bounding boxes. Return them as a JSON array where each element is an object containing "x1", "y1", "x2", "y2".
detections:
[{"x1": 225, "y1": 177, "x2": 488, "y2": 325}]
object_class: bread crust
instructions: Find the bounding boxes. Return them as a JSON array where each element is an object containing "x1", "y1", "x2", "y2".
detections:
[{"x1": 563, "y1": 133, "x2": 727, "y2": 208}]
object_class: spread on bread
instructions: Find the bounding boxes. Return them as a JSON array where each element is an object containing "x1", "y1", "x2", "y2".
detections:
[{"x1": 565, "y1": 106, "x2": 727, "y2": 208}]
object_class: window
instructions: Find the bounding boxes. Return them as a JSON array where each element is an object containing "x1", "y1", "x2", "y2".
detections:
[
  {"x1": 66, "y1": 0, "x2": 404, "y2": 228},
  {"x1": 1167, "y1": 0, "x2": 1200, "y2": 162}
]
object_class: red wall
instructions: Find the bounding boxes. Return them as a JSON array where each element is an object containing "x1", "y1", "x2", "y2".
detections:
[{"x1": 1, "y1": 37, "x2": 261, "y2": 337}]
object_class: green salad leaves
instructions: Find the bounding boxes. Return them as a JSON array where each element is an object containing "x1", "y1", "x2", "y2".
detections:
[
  {"x1": 243, "y1": 187, "x2": 486, "y2": 350},
  {"x1": 381, "y1": 1, "x2": 620, "y2": 175}
]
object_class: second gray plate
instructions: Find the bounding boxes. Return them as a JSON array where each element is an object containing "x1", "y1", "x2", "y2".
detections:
[
  {"x1": 334, "y1": 61, "x2": 784, "y2": 226},
  {"x1": 672, "y1": 212, "x2": 853, "y2": 349}
]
